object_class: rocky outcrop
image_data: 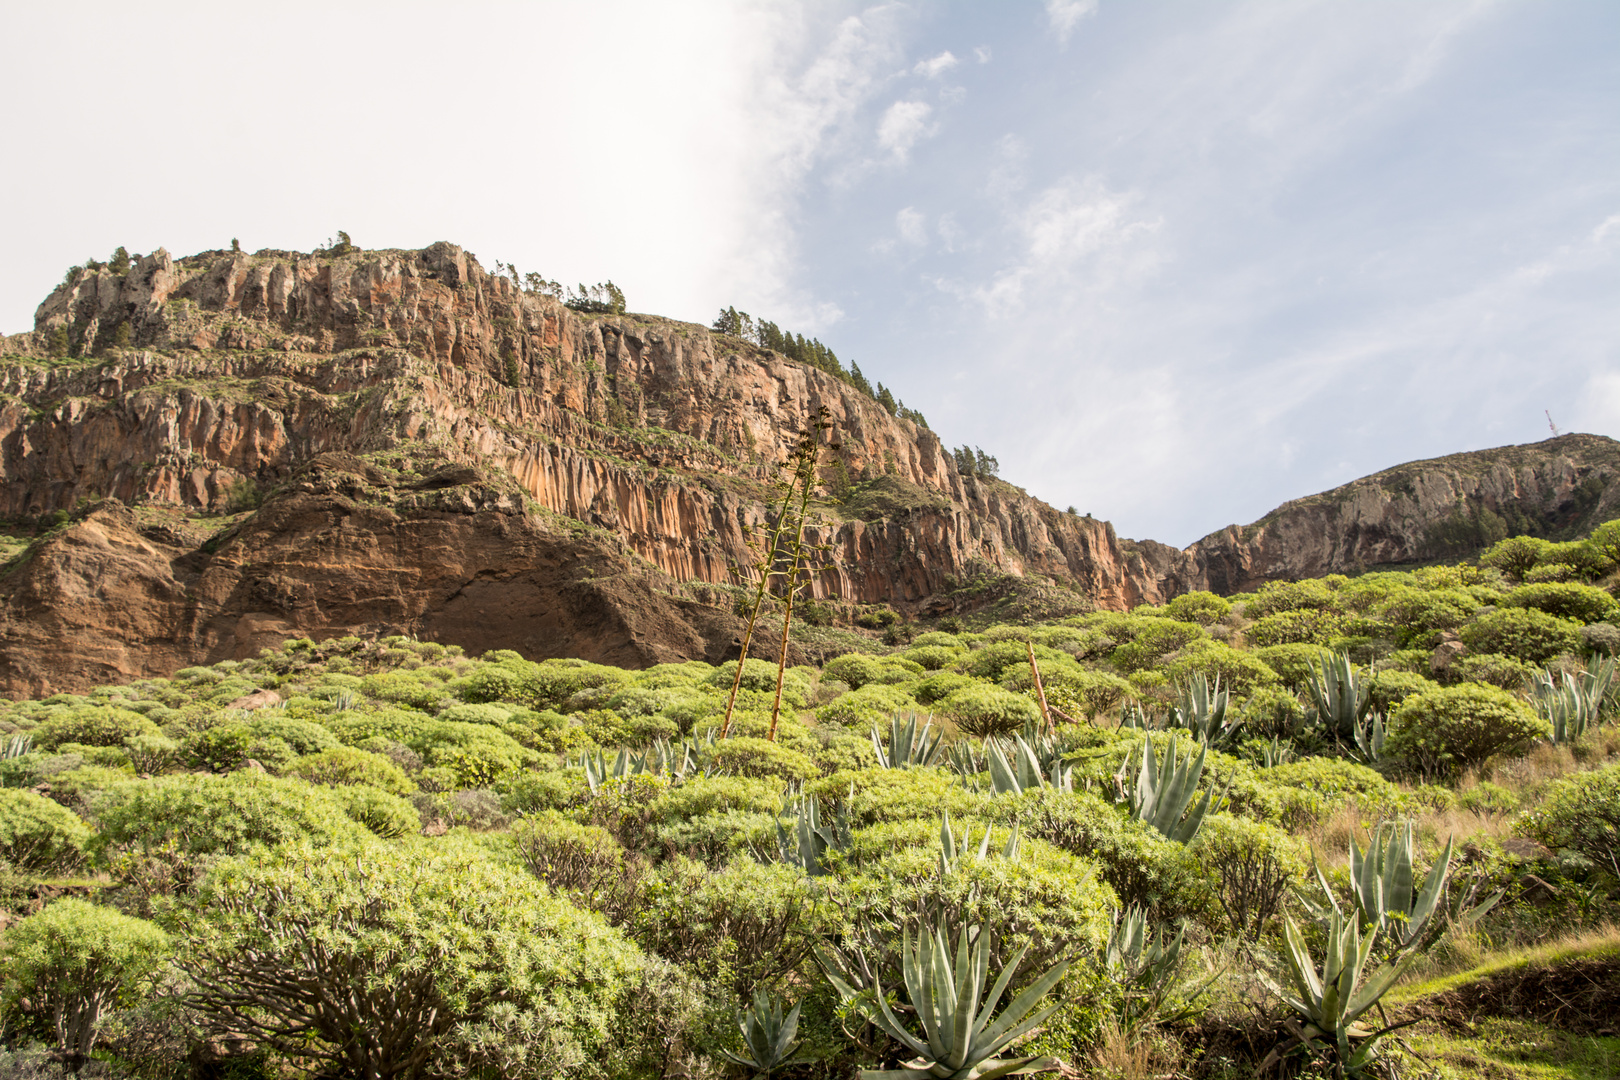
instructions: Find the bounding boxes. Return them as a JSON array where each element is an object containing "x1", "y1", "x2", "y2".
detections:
[
  {"x1": 1180, "y1": 434, "x2": 1620, "y2": 593},
  {"x1": 0, "y1": 456, "x2": 748, "y2": 698},
  {"x1": 0, "y1": 242, "x2": 1613, "y2": 694}
]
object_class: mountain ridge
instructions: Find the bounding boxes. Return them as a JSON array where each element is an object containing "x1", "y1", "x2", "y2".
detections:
[{"x1": 0, "y1": 240, "x2": 1612, "y2": 695}]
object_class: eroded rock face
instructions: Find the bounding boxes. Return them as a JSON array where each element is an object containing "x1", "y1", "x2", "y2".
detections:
[
  {"x1": 1181, "y1": 434, "x2": 1620, "y2": 593},
  {"x1": 0, "y1": 458, "x2": 749, "y2": 698},
  {"x1": 0, "y1": 242, "x2": 1614, "y2": 694}
]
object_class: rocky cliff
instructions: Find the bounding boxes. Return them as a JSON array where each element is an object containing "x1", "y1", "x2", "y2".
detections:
[
  {"x1": 0, "y1": 242, "x2": 1613, "y2": 695},
  {"x1": 1176, "y1": 433, "x2": 1620, "y2": 594},
  {"x1": 0, "y1": 242, "x2": 1161, "y2": 694}
]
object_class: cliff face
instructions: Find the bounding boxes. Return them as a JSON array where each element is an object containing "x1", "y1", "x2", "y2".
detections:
[
  {"x1": 2, "y1": 242, "x2": 1613, "y2": 695},
  {"x1": 0, "y1": 243, "x2": 1167, "y2": 694},
  {"x1": 1180, "y1": 434, "x2": 1620, "y2": 593}
]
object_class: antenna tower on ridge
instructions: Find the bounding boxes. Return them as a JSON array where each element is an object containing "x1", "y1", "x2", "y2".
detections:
[{"x1": 1545, "y1": 410, "x2": 1561, "y2": 438}]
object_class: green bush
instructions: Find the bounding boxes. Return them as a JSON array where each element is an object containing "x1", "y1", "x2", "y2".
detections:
[
  {"x1": 1246, "y1": 609, "x2": 1348, "y2": 648},
  {"x1": 332, "y1": 784, "x2": 420, "y2": 838},
  {"x1": 821, "y1": 653, "x2": 886, "y2": 689},
  {"x1": 179, "y1": 838, "x2": 689, "y2": 1080},
  {"x1": 1365, "y1": 669, "x2": 1437, "y2": 715},
  {"x1": 634, "y1": 856, "x2": 820, "y2": 997},
  {"x1": 936, "y1": 683, "x2": 1042, "y2": 738},
  {"x1": 1163, "y1": 591, "x2": 1232, "y2": 626},
  {"x1": 1006, "y1": 789, "x2": 1209, "y2": 923},
  {"x1": 1386, "y1": 684, "x2": 1547, "y2": 778},
  {"x1": 89, "y1": 772, "x2": 367, "y2": 893},
  {"x1": 648, "y1": 775, "x2": 783, "y2": 826},
  {"x1": 1460, "y1": 608, "x2": 1584, "y2": 665},
  {"x1": 900, "y1": 644, "x2": 962, "y2": 671},
  {"x1": 0, "y1": 898, "x2": 169, "y2": 1061},
  {"x1": 33, "y1": 706, "x2": 159, "y2": 750},
  {"x1": 1516, "y1": 764, "x2": 1620, "y2": 880},
  {"x1": 1448, "y1": 653, "x2": 1537, "y2": 690},
  {"x1": 285, "y1": 746, "x2": 415, "y2": 795},
  {"x1": 814, "y1": 683, "x2": 916, "y2": 727},
  {"x1": 809, "y1": 768, "x2": 985, "y2": 827},
  {"x1": 1160, "y1": 640, "x2": 1280, "y2": 696},
  {"x1": 1479, "y1": 535, "x2": 1557, "y2": 579},
  {"x1": 955, "y1": 641, "x2": 1068, "y2": 682},
  {"x1": 910, "y1": 671, "x2": 978, "y2": 706},
  {"x1": 510, "y1": 810, "x2": 626, "y2": 894},
  {"x1": 1500, "y1": 581, "x2": 1619, "y2": 624},
  {"x1": 1190, "y1": 813, "x2": 1307, "y2": 940},
  {"x1": 0, "y1": 789, "x2": 90, "y2": 872},
  {"x1": 1373, "y1": 587, "x2": 1481, "y2": 648},
  {"x1": 1108, "y1": 620, "x2": 1206, "y2": 674},
  {"x1": 1245, "y1": 579, "x2": 1339, "y2": 619},
  {"x1": 708, "y1": 737, "x2": 818, "y2": 782},
  {"x1": 910, "y1": 631, "x2": 964, "y2": 649}
]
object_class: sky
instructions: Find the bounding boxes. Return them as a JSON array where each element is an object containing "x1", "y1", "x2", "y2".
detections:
[{"x1": 1, "y1": 0, "x2": 1615, "y2": 547}]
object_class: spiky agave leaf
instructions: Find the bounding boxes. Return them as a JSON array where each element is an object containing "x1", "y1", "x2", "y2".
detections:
[{"x1": 854, "y1": 919, "x2": 1069, "y2": 1079}]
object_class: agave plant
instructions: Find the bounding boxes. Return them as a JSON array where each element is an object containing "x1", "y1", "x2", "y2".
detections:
[
  {"x1": 717, "y1": 991, "x2": 816, "y2": 1078},
  {"x1": 1168, "y1": 673, "x2": 1245, "y2": 749},
  {"x1": 875, "y1": 712, "x2": 946, "y2": 769},
  {"x1": 1349, "y1": 712, "x2": 1386, "y2": 766},
  {"x1": 1312, "y1": 821, "x2": 1499, "y2": 958},
  {"x1": 1304, "y1": 652, "x2": 1370, "y2": 742},
  {"x1": 1122, "y1": 733, "x2": 1217, "y2": 844},
  {"x1": 985, "y1": 735, "x2": 1071, "y2": 796},
  {"x1": 1105, "y1": 906, "x2": 1206, "y2": 1032},
  {"x1": 579, "y1": 748, "x2": 634, "y2": 795},
  {"x1": 1532, "y1": 669, "x2": 1595, "y2": 744},
  {"x1": 770, "y1": 792, "x2": 851, "y2": 876},
  {"x1": 1257, "y1": 737, "x2": 1295, "y2": 768},
  {"x1": 829, "y1": 917, "x2": 1070, "y2": 1079},
  {"x1": 1260, "y1": 913, "x2": 1417, "y2": 1079},
  {"x1": 1585, "y1": 653, "x2": 1617, "y2": 718},
  {"x1": 2, "y1": 733, "x2": 31, "y2": 760},
  {"x1": 937, "y1": 812, "x2": 1019, "y2": 877}
]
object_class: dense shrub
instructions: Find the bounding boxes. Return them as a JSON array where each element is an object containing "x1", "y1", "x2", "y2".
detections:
[
  {"x1": 89, "y1": 772, "x2": 367, "y2": 893},
  {"x1": 814, "y1": 683, "x2": 916, "y2": 727},
  {"x1": 331, "y1": 784, "x2": 420, "y2": 838},
  {"x1": 1386, "y1": 684, "x2": 1547, "y2": 778},
  {"x1": 1246, "y1": 609, "x2": 1347, "y2": 648},
  {"x1": 633, "y1": 856, "x2": 820, "y2": 997},
  {"x1": 1516, "y1": 764, "x2": 1620, "y2": 880},
  {"x1": 1010, "y1": 789, "x2": 1209, "y2": 922},
  {"x1": 1108, "y1": 620, "x2": 1206, "y2": 674},
  {"x1": 0, "y1": 789, "x2": 90, "y2": 872},
  {"x1": 33, "y1": 706, "x2": 159, "y2": 751},
  {"x1": 900, "y1": 644, "x2": 961, "y2": 671},
  {"x1": 1500, "y1": 581, "x2": 1618, "y2": 624},
  {"x1": 1373, "y1": 587, "x2": 1480, "y2": 648},
  {"x1": 1365, "y1": 669, "x2": 1438, "y2": 715},
  {"x1": 1163, "y1": 590, "x2": 1232, "y2": 626},
  {"x1": 1191, "y1": 813, "x2": 1307, "y2": 940},
  {"x1": 179, "y1": 839, "x2": 689, "y2": 1080},
  {"x1": 1459, "y1": 608, "x2": 1584, "y2": 665},
  {"x1": 1160, "y1": 640, "x2": 1280, "y2": 696},
  {"x1": 0, "y1": 898, "x2": 170, "y2": 1061},
  {"x1": 909, "y1": 671, "x2": 978, "y2": 706},
  {"x1": 1479, "y1": 535, "x2": 1557, "y2": 579},
  {"x1": 1448, "y1": 653, "x2": 1537, "y2": 690},
  {"x1": 810, "y1": 768, "x2": 984, "y2": 827},
  {"x1": 284, "y1": 746, "x2": 415, "y2": 795},
  {"x1": 707, "y1": 736, "x2": 818, "y2": 782},
  {"x1": 936, "y1": 683, "x2": 1042, "y2": 737}
]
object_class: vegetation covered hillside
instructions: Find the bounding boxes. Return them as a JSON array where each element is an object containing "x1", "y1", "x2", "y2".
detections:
[{"x1": 1, "y1": 523, "x2": 1619, "y2": 1076}]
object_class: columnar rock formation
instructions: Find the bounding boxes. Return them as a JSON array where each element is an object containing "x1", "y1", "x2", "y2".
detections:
[{"x1": 0, "y1": 241, "x2": 1612, "y2": 694}]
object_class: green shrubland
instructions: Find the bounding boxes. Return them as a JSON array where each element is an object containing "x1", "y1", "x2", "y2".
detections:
[{"x1": 1, "y1": 517, "x2": 1619, "y2": 1076}]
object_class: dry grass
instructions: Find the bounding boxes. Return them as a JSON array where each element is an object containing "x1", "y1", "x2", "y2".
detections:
[{"x1": 1086, "y1": 1020, "x2": 1184, "y2": 1080}]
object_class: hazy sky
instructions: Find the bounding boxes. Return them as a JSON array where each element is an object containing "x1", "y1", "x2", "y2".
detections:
[{"x1": 2, "y1": 1, "x2": 1615, "y2": 546}]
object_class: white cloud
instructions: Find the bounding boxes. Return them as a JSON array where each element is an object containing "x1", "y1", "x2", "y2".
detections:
[
  {"x1": 896, "y1": 207, "x2": 928, "y2": 246},
  {"x1": 974, "y1": 46, "x2": 992, "y2": 64},
  {"x1": 877, "y1": 100, "x2": 936, "y2": 160},
  {"x1": 971, "y1": 178, "x2": 1162, "y2": 312},
  {"x1": 913, "y1": 50, "x2": 958, "y2": 78},
  {"x1": 1045, "y1": 0, "x2": 1098, "y2": 45},
  {"x1": 1573, "y1": 371, "x2": 1620, "y2": 436}
]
